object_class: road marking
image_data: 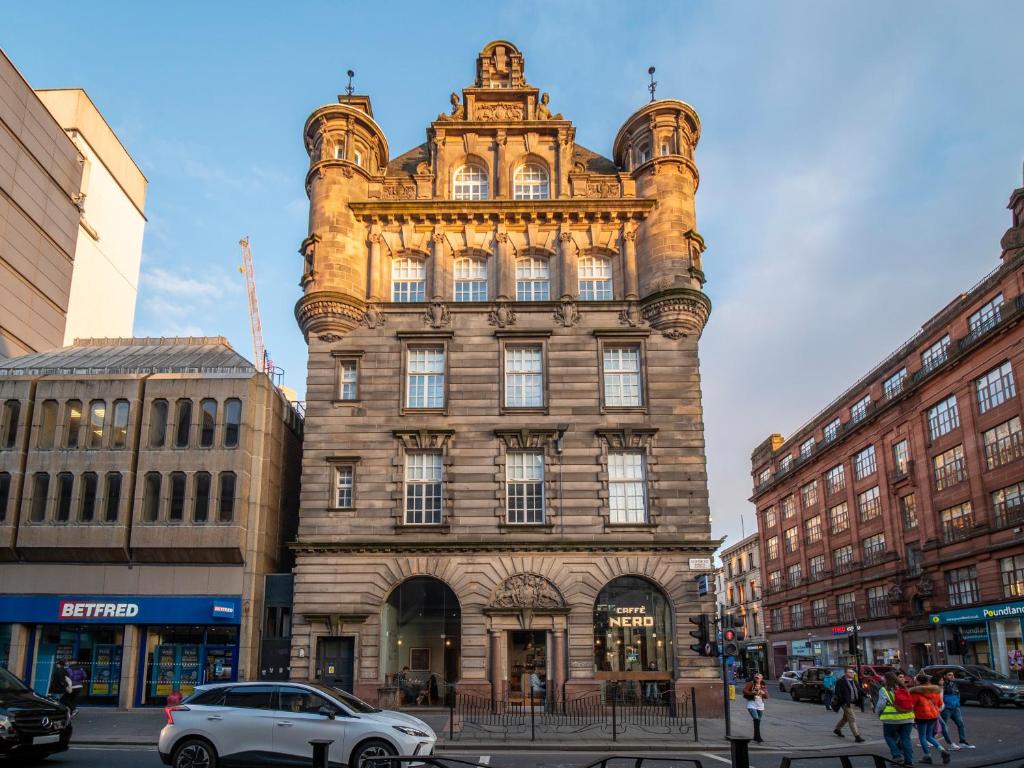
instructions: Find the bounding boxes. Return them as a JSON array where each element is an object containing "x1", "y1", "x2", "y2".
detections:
[
  {"x1": 702, "y1": 752, "x2": 757, "y2": 768},
  {"x1": 479, "y1": 756, "x2": 491, "y2": 765}
]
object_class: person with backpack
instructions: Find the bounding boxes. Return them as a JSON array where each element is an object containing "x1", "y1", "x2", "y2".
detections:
[
  {"x1": 911, "y1": 673, "x2": 951, "y2": 764},
  {"x1": 833, "y1": 668, "x2": 865, "y2": 743},
  {"x1": 876, "y1": 671, "x2": 916, "y2": 766},
  {"x1": 940, "y1": 671, "x2": 972, "y2": 748},
  {"x1": 65, "y1": 660, "x2": 86, "y2": 716},
  {"x1": 47, "y1": 659, "x2": 71, "y2": 706},
  {"x1": 742, "y1": 672, "x2": 768, "y2": 743},
  {"x1": 823, "y1": 668, "x2": 837, "y2": 711}
]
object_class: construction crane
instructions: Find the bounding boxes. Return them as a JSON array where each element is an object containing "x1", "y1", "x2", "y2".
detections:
[{"x1": 238, "y1": 236, "x2": 268, "y2": 374}]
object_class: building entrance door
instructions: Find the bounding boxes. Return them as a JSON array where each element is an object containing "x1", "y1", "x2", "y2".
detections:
[
  {"x1": 317, "y1": 637, "x2": 355, "y2": 693},
  {"x1": 507, "y1": 630, "x2": 547, "y2": 702}
]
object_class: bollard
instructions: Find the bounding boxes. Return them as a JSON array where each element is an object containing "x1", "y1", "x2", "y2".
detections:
[
  {"x1": 310, "y1": 739, "x2": 333, "y2": 768},
  {"x1": 728, "y1": 736, "x2": 751, "y2": 768}
]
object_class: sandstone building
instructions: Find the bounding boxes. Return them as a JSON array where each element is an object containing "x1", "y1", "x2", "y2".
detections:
[
  {"x1": 715, "y1": 532, "x2": 766, "y2": 676},
  {"x1": 290, "y1": 41, "x2": 719, "y2": 711},
  {"x1": 751, "y1": 179, "x2": 1024, "y2": 678},
  {"x1": 0, "y1": 337, "x2": 301, "y2": 707}
]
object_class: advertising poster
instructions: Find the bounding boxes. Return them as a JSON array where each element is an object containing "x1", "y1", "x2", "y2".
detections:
[
  {"x1": 179, "y1": 645, "x2": 200, "y2": 695},
  {"x1": 153, "y1": 645, "x2": 178, "y2": 697},
  {"x1": 90, "y1": 644, "x2": 122, "y2": 697}
]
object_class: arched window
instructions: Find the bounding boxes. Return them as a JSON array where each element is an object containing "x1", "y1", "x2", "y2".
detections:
[
  {"x1": 224, "y1": 398, "x2": 242, "y2": 448},
  {"x1": 513, "y1": 164, "x2": 549, "y2": 200},
  {"x1": 452, "y1": 164, "x2": 488, "y2": 200},
  {"x1": 392, "y1": 257, "x2": 427, "y2": 302},
  {"x1": 65, "y1": 400, "x2": 82, "y2": 449},
  {"x1": 578, "y1": 256, "x2": 613, "y2": 301},
  {"x1": 516, "y1": 257, "x2": 550, "y2": 301},
  {"x1": 453, "y1": 257, "x2": 488, "y2": 302},
  {"x1": 637, "y1": 142, "x2": 651, "y2": 165},
  {"x1": 380, "y1": 577, "x2": 462, "y2": 701},
  {"x1": 149, "y1": 399, "x2": 168, "y2": 448},
  {"x1": 594, "y1": 576, "x2": 673, "y2": 679},
  {"x1": 200, "y1": 398, "x2": 217, "y2": 448},
  {"x1": 38, "y1": 400, "x2": 58, "y2": 449},
  {"x1": 2, "y1": 399, "x2": 20, "y2": 449},
  {"x1": 111, "y1": 400, "x2": 130, "y2": 449},
  {"x1": 142, "y1": 472, "x2": 161, "y2": 522},
  {"x1": 88, "y1": 399, "x2": 106, "y2": 448},
  {"x1": 174, "y1": 398, "x2": 192, "y2": 448}
]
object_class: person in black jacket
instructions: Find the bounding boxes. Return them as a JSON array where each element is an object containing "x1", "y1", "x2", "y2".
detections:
[
  {"x1": 48, "y1": 660, "x2": 70, "y2": 702},
  {"x1": 833, "y1": 668, "x2": 866, "y2": 743}
]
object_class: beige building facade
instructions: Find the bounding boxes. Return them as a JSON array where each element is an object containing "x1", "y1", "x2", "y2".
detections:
[
  {"x1": 291, "y1": 42, "x2": 720, "y2": 712},
  {"x1": 0, "y1": 337, "x2": 301, "y2": 707}
]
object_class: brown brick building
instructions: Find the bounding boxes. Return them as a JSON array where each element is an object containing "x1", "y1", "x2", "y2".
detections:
[
  {"x1": 751, "y1": 179, "x2": 1024, "y2": 678},
  {"x1": 290, "y1": 41, "x2": 720, "y2": 710},
  {"x1": 0, "y1": 337, "x2": 301, "y2": 706}
]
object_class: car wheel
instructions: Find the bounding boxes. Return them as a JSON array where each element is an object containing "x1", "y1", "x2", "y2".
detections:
[
  {"x1": 778, "y1": 682, "x2": 786, "y2": 693},
  {"x1": 350, "y1": 738, "x2": 396, "y2": 768},
  {"x1": 790, "y1": 689, "x2": 799, "y2": 701},
  {"x1": 172, "y1": 738, "x2": 218, "y2": 768},
  {"x1": 978, "y1": 691, "x2": 999, "y2": 708}
]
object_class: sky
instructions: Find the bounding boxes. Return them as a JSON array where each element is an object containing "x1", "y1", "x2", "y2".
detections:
[{"x1": 5, "y1": 1, "x2": 1023, "y2": 556}]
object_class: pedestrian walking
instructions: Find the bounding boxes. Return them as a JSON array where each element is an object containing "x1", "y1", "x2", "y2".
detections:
[
  {"x1": 940, "y1": 671, "x2": 973, "y2": 749},
  {"x1": 876, "y1": 671, "x2": 916, "y2": 766},
  {"x1": 65, "y1": 660, "x2": 86, "y2": 716},
  {"x1": 742, "y1": 672, "x2": 768, "y2": 743},
  {"x1": 911, "y1": 673, "x2": 950, "y2": 764},
  {"x1": 47, "y1": 659, "x2": 71, "y2": 704},
  {"x1": 823, "y1": 668, "x2": 837, "y2": 711},
  {"x1": 833, "y1": 667, "x2": 866, "y2": 743}
]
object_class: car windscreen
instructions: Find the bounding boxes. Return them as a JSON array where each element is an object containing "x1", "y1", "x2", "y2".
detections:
[
  {"x1": 0, "y1": 668, "x2": 29, "y2": 694},
  {"x1": 966, "y1": 666, "x2": 1008, "y2": 680},
  {"x1": 306, "y1": 683, "x2": 381, "y2": 713}
]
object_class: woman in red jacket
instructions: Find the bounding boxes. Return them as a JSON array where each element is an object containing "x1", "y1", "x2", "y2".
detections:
[{"x1": 910, "y1": 673, "x2": 950, "y2": 764}]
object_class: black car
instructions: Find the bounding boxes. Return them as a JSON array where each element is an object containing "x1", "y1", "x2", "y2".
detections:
[
  {"x1": 921, "y1": 664, "x2": 1024, "y2": 708},
  {"x1": 0, "y1": 667, "x2": 73, "y2": 760},
  {"x1": 789, "y1": 667, "x2": 833, "y2": 703}
]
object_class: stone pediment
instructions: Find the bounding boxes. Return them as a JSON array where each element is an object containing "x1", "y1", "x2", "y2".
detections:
[{"x1": 488, "y1": 573, "x2": 565, "y2": 611}]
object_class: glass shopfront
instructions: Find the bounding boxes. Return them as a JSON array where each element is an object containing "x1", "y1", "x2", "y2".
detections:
[
  {"x1": 930, "y1": 599, "x2": 1024, "y2": 677},
  {"x1": 379, "y1": 577, "x2": 461, "y2": 707},
  {"x1": 140, "y1": 625, "x2": 239, "y2": 705},
  {"x1": 594, "y1": 576, "x2": 673, "y2": 676},
  {"x1": 32, "y1": 624, "x2": 124, "y2": 704},
  {"x1": 0, "y1": 624, "x2": 11, "y2": 670}
]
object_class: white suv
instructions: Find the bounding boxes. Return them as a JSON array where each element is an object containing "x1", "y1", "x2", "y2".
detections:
[{"x1": 158, "y1": 681, "x2": 436, "y2": 768}]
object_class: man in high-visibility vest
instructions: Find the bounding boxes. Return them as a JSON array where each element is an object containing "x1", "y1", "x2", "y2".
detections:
[{"x1": 876, "y1": 671, "x2": 916, "y2": 766}]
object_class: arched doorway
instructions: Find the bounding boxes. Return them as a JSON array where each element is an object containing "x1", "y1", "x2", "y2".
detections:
[
  {"x1": 593, "y1": 576, "x2": 674, "y2": 702},
  {"x1": 380, "y1": 577, "x2": 461, "y2": 706}
]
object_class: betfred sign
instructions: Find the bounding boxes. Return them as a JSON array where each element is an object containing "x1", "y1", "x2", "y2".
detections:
[{"x1": 59, "y1": 601, "x2": 139, "y2": 619}]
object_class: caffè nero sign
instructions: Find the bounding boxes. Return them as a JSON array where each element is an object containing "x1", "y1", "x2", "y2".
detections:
[{"x1": 608, "y1": 605, "x2": 655, "y2": 628}]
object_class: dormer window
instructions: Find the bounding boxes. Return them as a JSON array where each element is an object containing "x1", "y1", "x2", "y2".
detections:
[
  {"x1": 513, "y1": 164, "x2": 549, "y2": 200},
  {"x1": 453, "y1": 164, "x2": 489, "y2": 200}
]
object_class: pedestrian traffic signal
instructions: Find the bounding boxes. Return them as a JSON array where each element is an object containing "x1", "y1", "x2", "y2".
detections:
[
  {"x1": 848, "y1": 635, "x2": 859, "y2": 655},
  {"x1": 689, "y1": 614, "x2": 710, "y2": 655},
  {"x1": 952, "y1": 631, "x2": 968, "y2": 655},
  {"x1": 722, "y1": 628, "x2": 740, "y2": 657}
]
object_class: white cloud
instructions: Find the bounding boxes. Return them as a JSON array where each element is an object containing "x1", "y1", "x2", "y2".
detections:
[{"x1": 140, "y1": 266, "x2": 225, "y2": 299}]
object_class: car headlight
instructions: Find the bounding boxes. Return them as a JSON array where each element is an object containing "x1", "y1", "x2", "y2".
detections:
[
  {"x1": 0, "y1": 716, "x2": 13, "y2": 734},
  {"x1": 393, "y1": 725, "x2": 429, "y2": 738},
  {"x1": 994, "y1": 682, "x2": 1015, "y2": 689}
]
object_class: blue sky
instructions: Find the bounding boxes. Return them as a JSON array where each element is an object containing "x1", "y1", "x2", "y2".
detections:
[{"x1": 5, "y1": 1, "x2": 1023, "y2": 552}]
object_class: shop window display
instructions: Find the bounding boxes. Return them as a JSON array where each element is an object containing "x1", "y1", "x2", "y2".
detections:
[
  {"x1": 141, "y1": 625, "x2": 238, "y2": 705},
  {"x1": 31, "y1": 625, "x2": 124, "y2": 704},
  {"x1": 379, "y1": 577, "x2": 461, "y2": 706}
]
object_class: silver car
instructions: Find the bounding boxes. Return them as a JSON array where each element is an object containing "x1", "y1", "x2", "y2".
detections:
[
  {"x1": 158, "y1": 681, "x2": 436, "y2": 768},
  {"x1": 777, "y1": 670, "x2": 801, "y2": 693}
]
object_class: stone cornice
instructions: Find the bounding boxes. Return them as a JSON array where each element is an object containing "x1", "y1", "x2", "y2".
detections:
[
  {"x1": 641, "y1": 287, "x2": 712, "y2": 340},
  {"x1": 348, "y1": 198, "x2": 655, "y2": 224},
  {"x1": 294, "y1": 290, "x2": 365, "y2": 339},
  {"x1": 290, "y1": 539, "x2": 721, "y2": 554}
]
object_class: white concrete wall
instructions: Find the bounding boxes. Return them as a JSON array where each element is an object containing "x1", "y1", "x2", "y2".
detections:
[{"x1": 62, "y1": 133, "x2": 145, "y2": 344}]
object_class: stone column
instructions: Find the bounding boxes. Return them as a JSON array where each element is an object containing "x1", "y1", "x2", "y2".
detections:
[
  {"x1": 558, "y1": 231, "x2": 578, "y2": 299},
  {"x1": 6, "y1": 624, "x2": 30, "y2": 681},
  {"x1": 431, "y1": 232, "x2": 447, "y2": 301},
  {"x1": 119, "y1": 624, "x2": 141, "y2": 709},
  {"x1": 489, "y1": 629, "x2": 502, "y2": 702},
  {"x1": 368, "y1": 231, "x2": 383, "y2": 301},
  {"x1": 551, "y1": 628, "x2": 567, "y2": 700},
  {"x1": 495, "y1": 232, "x2": 514, "y2": 301},
  {"x1": 622, "y1": 226, "x2": 639, "y2": 300},
  {"x1": 495, "y1": 130, "x2": 507, "y2": 198}
]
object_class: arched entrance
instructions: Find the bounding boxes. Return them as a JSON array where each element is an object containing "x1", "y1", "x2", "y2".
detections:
[
  {"x1": 594, "y1": 575, "x2": 674, "y2": 702},
  {"x1": 380, "y1": 577, "x2": 461, "y2": 707}
]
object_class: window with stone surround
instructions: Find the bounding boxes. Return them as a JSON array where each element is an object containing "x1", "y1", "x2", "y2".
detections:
[
  {"x1": 809, "y1": 555, "x2": 826, "y2": 580},
  {"x1": 770, "y1": 608, "x2": 783, "y2": 632},
  {"x1": 218, "y1": 471, "x2": 236, "y2": 523},
  {"x1": 883, "y1": 368, "x2": 908, "y2": 399},
  {"x1": 940, "y1": 501, "x2": 974, "y2": 544},
  {"x1": 854, "y1": 445, "x2": 876, "y2": 480},
  {"x1": 863, "y1": 532, "x2": 886, "y2": 564},
  {"x1": 149, "y1": 399, "x2": 168, "y2": 448},
  {"x1": 111, "y1": 400, "x2": 130, "y2": 449},
  {"x1": 608, "y1": 451, "x2": 647, "y2": 524},
  {"x1": 578, "y1": 256, "x2": 613, "y2": 301},
  {"x1": 790, "y1": 603, "x2": 804, "y2": 628},
  {"x1": 174, "y1": 398, "x2": 192, "y2": 449},
  {"x1": 828, "y1": 501, "x2": 849, "y2": 534},
  {"x1": 334, "y1": 465, "x2": 355, "y2": 509},
  {"x1": 224, "y1": 399, "x2": 242, "y2": 448},
  {"x1": 404, "y1": 453, "x2": 444, "y2": 525},
  {"x1": 769, "y1": 570, "x2": 782, "y2": 591},
  {"x1": 65, "y1": 399, "x2": 82, "y2": 449},
  {"x1": 336, "y1": 359, "x2": 358, "y2": 401},
  {"x1": 850, "y1": 394, "x2": 871, "y2": 424},
  {"x1": 999, "y1": 555, "x2": 1024, "y2": 598},
  {"x1": 993, "y1": 481, "x2": 1024, "y2": 529},
  {"x1": 763, "y1": 506, "x2": 777, "y2": 529},
  {"x1": 391, "y1": 257, "x2": 427, "y2": 302},
  {"x1": 779, "y1": 454, "x2": 793, "y2": 473},
  {"x1": 833, "y1": 544, "x2": 854, "y2": 572},
  {"x1": 602, "y1": 346, "x2": 643, "y2": 408},
  {"x1": 453, "y1": 257, "x2": 488, "y2": 302},
  {"x1": 800, "y1": 481, "x2": 818, "y2": 509},
  {"x1": 945, "y1": 565, "x2": 980, "y2": 607},
  {"x1": 38, "y1": 399, "x2": 58, "y2": 450},
  {"x1": 105, "y1": 472, "x2": 122, "y2": 523},
  {"x1": 87, "y1": 399, "x2": 106, "y2": 449},
  {"x1": 892, "y1": 440, "x2": 910, "y2": 476},
  {"x1": 142, "y1": 471, "x2": 161, "y2": 522},
  {"x1": 515, "y1": 256, "x2": 551, "y2": 301},
  {"x1": 857, "y1": 486, "x2": 881, "y2": 522},
  {"x1": 406, "y1": 347, "x2": 446, "y2": 409},
  {"x1": 452, "y1": 163, "x2": 488, "y2": 200},
  {"x1": 200, "y1": 399, "x2": 217, "y2": 448},
  {"x1": 812, "y1": 597, "x2": 828, "y2": 624},
  {"x1": 782, "y1": 495, "x2": 796, "y2": 519},
  {"x1": 169, "y1": 471, "x2": 186, "y2": 522},
  {"x1": 932, "y1": 444, "x2": 966, "y2": 491},
  {"x1": 787, "y1": 562, "x2": 802, "y2": 585},
  {"x1": 927, "y1": 395, "x2": 960, "y2": 440},
  {"x1": 823, "y1": 418, "x2": 841, "y2": 443},
  {"x1": 784, "y1": 526, "x2": 799, "y2": 553},
  {"x1": 0, "y1": 400, "x2": 19, "y2": 450},
  {"x1": 55, "y1": 472, "x2": 73, "y2": 522},
  {"x1": 513, "y1": 163, "x2": 549, "y2": 200},
  {"x1": 800, "y1": 437, "x2": 815, "y2": 459},
  {"x1": 504, "y1": 345, "x2": 544, "y2": 409},
  {"x1": 976, "y1": 361, "x2": 1016, "y2": 413},
  {"x1": 804, "y1": 514, "x2": 822, "y2": 544},
  {"x1": 193, "y1": 472, "x2": 210, "y2": 523},
  {"x1": 766, "y1": 536, "x2": 779, "y2": 561},
  {"x1": 867, "y1": 586, "x2": 889, "y2": 618},
  {"x1": 837, "y1": 591, "x2": 856, "y2": 622},
  {"x1": 29, "y1": 472, "x2": 48, "y2": 523},
  {"x1": 79, "y1": 472, "x2": 97, "y2": 523},
  {"x1": 507, "y1": 452, "x2": 545, "y2": 524},
  {"x1": 899, "y1": 493, "x2": 918, "y2": 529},
  {"x1": 982, "y1": 416, "x2": 1024, "y2": 470},
  {"x1": 825, "y1": 464, "x2": 846, "y2": 495}
]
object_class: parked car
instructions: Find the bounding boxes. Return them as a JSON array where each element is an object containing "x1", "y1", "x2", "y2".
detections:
[
  {"x1": 857, "y1": 664, "x2": 894, "y2": 702},
  {"x1": 777, "y1": 670, "x2": 801, "y2": 693},
  {"x1": 159, "y1": 681, "x2": 436, "y2": 768},
  {"x1": 0, "y1": 666, "x2": 73, "y2": 761},
  {"x1": 789, "y1": 667, "x2": 833, "y2": 703},
  {"x1": 921, "y1": 664, "x2": 1024, "y2": 708}
]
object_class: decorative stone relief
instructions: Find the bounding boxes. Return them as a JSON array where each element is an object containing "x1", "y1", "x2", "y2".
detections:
[
  {"x1": 917, "y1": 575, "x2": 934, "y2": 597},
  {"x1": 382, "y1": 183, "x2": 416, "y2": 200},
  {"x1": 641, "y1": 288, "x2": 712, "y2": 340},
  {"x1": 887, "y1": 584, "x2": 905, "y2": 604},
  {"x1": 317, "y1": 333, "x2": 342, "y2": 343},
  {"x1": 475, "y1": 103, "x2": 524, "y2": 122},
  {"x1": 595, "y1": 428, "x2": 658, "y2": 449},
  {"x1": 494, "y1": 428, "x2": 561, "y2": 450},
  {"x1": 552, "y1": 297, "x2": 579, "y2": 328},
  {"x1": 534, "y1": 93, "x2": 563, "y2": 121},
  {"x1": 489, "y1": 573, "x2": 565, "y2": 610},
  {"x1": 618, "y1": 301, "x2": 643, "y2": 327},
  {"x1": 587, "y1": 181, "x2": 620, "y2": 197},
  {"x1": 392, "y1": 429, "x2": 454, "y2": 451},
  {"x1": 422, "y1": 301, "x2": 451, "y2": 329},
  {"x1": 359, "y1": 303, "x2": 386, "y2": 329},
  {"x1": 295, "y1": 293, "x2": 364, "y2": 335},
  {"x1": 488, "y1": 302, "x2": 517, "y2": 328}
]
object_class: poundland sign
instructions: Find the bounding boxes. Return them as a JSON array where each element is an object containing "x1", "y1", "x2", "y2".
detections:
[{"x1": 929, "y1": 600, "x2": 1024, "y2": 626}]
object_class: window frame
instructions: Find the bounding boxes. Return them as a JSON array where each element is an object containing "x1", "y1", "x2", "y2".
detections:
[
  {"x1": 825, "y1": 463, "x2": 846, "y2": 496},
  {"x1": 391, "y1": 256, "x2": 428, "y2": 303},
  {"x1": 193, "y1": 471, "x2": 212, "y2": 523},
  {"x1": 55, "y1": 471, "x2": 74, "y2": 523},
  {"x1": 499, "y1": 337, "x2": 548, "y2": 414},
  {"x1": 515, "y1": 255, "x2": 551, "y2": 301},
  {"x1": 451, "y1": 163, "x2": 489, "y2": 201},
  {"x1": 0, "y1": 400, "x2": 19, "y2": 449},
  {"x1": 149, "y1": 399, "x2": 168, "y2": 448},
  {"x1": 87, "y1": 399, "x2": 106, "y2": 449},
  {"x1": 402, "y1": 340, "x2": 449, "y2": 414},
  {"x1": 30, "y1": 472, "x2": 49, "y2": 523},
  {"x1": 217, "y1": 471, "x2": 237, "y2": 523},
  {"x1": 199, "y1": 399, "x2": 217, "y2": 448},
  {"x1": 853, "y1": 445, "x2": 877, "y2": 480},
  {"x1": 103, "y1": 471, "x2": 122, "y2": 524},
  {"x1": 111, "y1": 399, "x2": 130, "y2": 449},
  {"x1": 926, "y1": 395, "x2": 960, "y2": 440},
  {"x1": 168, "y1": 471, "x2": 187, "y2": 523},
  {"x1": 142, "y1": 471, "x2": 162, "y2": 522},
  {"x1": 174, "y1": 398, "x2": 193, "y2": 449},
  {"x1": 64, "y1": 399, "x2": 83, "y2": 449},
  {"x1": 512, "y1": 163, "x2": 550, "y2": 200},
  {"x1": 332, "y1": 463, "x2": 356, "y2": 510},
  {"x1": 223, "y1": 398, "x2": 242, "y2": 448},
  {"x1": 598, "y1": 337, "x2": 648, "y2": 412},
  {"x1": 857, "y1": 485, "x2": 882, "y2": 522},
  {"x1": 334, "y1": 355, "x2": 361, "y2": 402},
  {"x1": 850, "y1": 395, "x2": 871, "y2": 424},
  {"x1": 921, "y1": 334, "x2": 951, "y2": 373},
  {"x1": 975, "y1": 361, "x2": 1016, "y2": 414},
  {"x1": 607, "y1": 450, "x2": 648, "y2": 525},
  {"x1": 506, "y1": 451, "x2": 546, "y2": 524},
  {"x1": 577, "y1": 255, "x2": 613, "y2": 301},
  {"x1": 403, "y1": 452, "x2": 444, "y2": 525},
  {"x1": 79, "y1": 471, "x2": 98, "y2": 523},
  {"x1": 453, "y1": 256, "x2": 489, "y2": 302},
  {"x1": 38, "y1": 399, "x2": 58, "y2": 450}
]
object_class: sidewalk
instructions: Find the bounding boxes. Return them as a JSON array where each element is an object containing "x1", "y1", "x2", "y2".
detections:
[{"x1": 70, "y1": 696, "x2": 891, "y2": 754}]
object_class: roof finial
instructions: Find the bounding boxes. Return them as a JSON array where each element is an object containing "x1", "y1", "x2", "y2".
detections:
[
  {"x1": 345, "y1": 69, "x2": 355, "y2": 99},
  {"x1": 647, "y1": 66, "x2": 657, "y2": 102}
]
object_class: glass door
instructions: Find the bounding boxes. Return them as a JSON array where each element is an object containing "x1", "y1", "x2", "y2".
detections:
[{"x1": 203, "y1": 645, "x2": 236, "y2": 685}]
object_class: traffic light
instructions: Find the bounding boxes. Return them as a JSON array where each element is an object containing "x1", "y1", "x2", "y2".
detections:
[
  {"x1": 952, "y1": 631, "x2": 968, "y2": 656},
  {"x1": 689, "y1": 614, "x2": 710, "y2": 655},
  {"x1": 722, "y1": 627, "x2": 739, "y2": 657},
  {"x1": 848, "y1": 635, "x2": 859, "y2": 656}
]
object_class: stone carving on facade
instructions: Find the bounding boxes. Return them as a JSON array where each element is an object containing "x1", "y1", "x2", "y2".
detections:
[
  {"x1": 887, "y1": 583, "x2": 905, "y2": 604},
  {"x1": 917, "y1": 575, "x2": 934, "y2": 597},
  {"x1": 475, "y1": 103, "x2": 525, "y2": 122},
  {"x1": 382, "y1": 183, "x2": 416, "y2": 200},
  {"x1": 535, "y1": 93, "x2": 563, "y2": 121},
  {"x1": 641, "y1": 288, "x2": 712, "y2": 340},
  {"x1": 422, "y1": 300, "x2": 451, "y2": 329},
  {"x1": 359, "y1": 303, "x2": 386, "y2": 329},
  {"x1": 295, "y1": 293, "x2": 365, "y2": 336},
  {"x1": 553, "y1": 297, "x2": 579, "y2": 328},
  {"x1": 446, "y1": 92, "x2": 465, "y2": 120},
  {"x1": 488, "y1": 302, "x2": 517, "y2": 328},
  {"x1": 495, "y1": 428, "x2": 562, "y2": 450},
  {"x1": 317, "y1": 333, "x2": 343, "y2": 343},
  {"x1": 587, "y1": 181, "x2": 621, "y2": 197},
  {"x1": 618, "y1": 301, "x2": 643, "y2": 327},
  {"x1": 596, "y1": 428, "x2": 658, "y2": 449},
  {"x1": 392, "y1": 429, "x2": 454, "y2": 451},
  {"x1": 489, "y1": 573, "x2": 565, "y2": 610}
]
